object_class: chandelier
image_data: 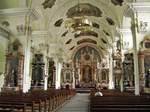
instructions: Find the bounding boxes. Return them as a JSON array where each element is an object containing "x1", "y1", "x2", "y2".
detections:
[
  {"x1": 65, "y1": 0, "x2": 95, "y2": 32},
  {"x1": 65, "y1": 17, "x2": 93, "y2": 33}
]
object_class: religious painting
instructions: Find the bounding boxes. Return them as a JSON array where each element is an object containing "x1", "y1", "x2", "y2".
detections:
[
  {"x1": 5, "y1": 55, "x2": 19, "y2": 87},
  {"x1": 82, "y1": 65, "x2": 92, "y2": 83},
  {"x1": 4, "y1": 39, "x2": 24, "y2": 90}
]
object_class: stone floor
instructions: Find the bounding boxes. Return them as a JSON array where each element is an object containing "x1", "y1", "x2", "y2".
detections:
[{"x1": 56, "y1": 93, "x2": 90, "y2": 112}]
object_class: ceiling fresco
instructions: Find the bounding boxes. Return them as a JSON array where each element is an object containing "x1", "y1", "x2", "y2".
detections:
[{"x1": 66, "y1": 3, "x2": 102, "y2": 18}]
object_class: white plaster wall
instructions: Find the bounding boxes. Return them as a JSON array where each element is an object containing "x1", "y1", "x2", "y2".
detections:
[
  {"x1": 122, "y1": 17, "x2": 133, "y2": 52},
  {"x1": 137, "y1": 12, "x2": 150, "y2": 42}
]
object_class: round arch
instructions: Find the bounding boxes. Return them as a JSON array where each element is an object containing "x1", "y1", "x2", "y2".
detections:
[{"x1": 71, "y1": 43, "x2": 103, "y2": 62}]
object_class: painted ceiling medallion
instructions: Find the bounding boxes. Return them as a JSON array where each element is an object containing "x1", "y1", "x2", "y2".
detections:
[
  {"x1": 111, "y1": 0, "x2": 124, "y2": 6},
  {"x1": 61, "y1": 30, "x2": 68, "y2": 37},
  {"x1": 67, "y1": 3, "x2": 102, "y2": 18},
  {"x1": 65, "y1": 39, "x2": 72, "y2": 44},
  {"x1": 101, "y1": 38, "x2": 107, "y2": 44},
  {"x1": 69, "y1": 46, "x2": 75, "y2": 50},
  {"x1": 92, "y1": 22, "x2": 100, "y2": 29},
  {"x1": 74, "y1": 31, "x2": 98, "y2": 38},
  {"x1": 103, "y1": 30, "x2": 110, "y2": 36},
  {"x1": 42, "y1": 0, "x2": 56, "y2": 9},
  {"x1": 54, "y1": 18, "x2": 63, "y2": 27},
  {"x1": 100, "y1": 46, "x2": 104, "y2": 50},
  {"x1": 106, "y1": 17, "x2": 115, "y2": 25}
]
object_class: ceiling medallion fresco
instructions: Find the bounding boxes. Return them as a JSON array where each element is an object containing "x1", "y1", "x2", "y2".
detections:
[
  {"x1": 61, "y1": 30, "x2": 68, "y2": 37},
  {"x1": 111, "y1": 0, "x2": 124, "y2": 6},
  {"x1": 66, "y1": 3, "x2": 102, "y2": 18},
  {"x1": 42, "y1": 0, "x2": 56, "y2": 9},
  {"x1": 74, "y1": 31, "x2": 98, "y2": 38},
  {"x1": 101, "y1": 38, "x2": 107, "y2": 44},
  {"x1": 54, "y1": 18, "x2": 63, "y2": 27},
  {"x1": 65, "y1": 39, "x2": 72, "y2": 44},
  {"x1": 103, "y1": 30, "x2": 110, "y2": 36},
  {"x1": 100, "y1": 46, "x2": 104, "y2": 50},
  {"x1": 92, "y1": 22, "x2": 100, "y2": 29},
  {"x1": 69, "y1": 46, "x2": 75, "y2": 50},
  {"x1": 106, "y1": 17, "x2": 115, "y2": 26},
  {"x1": 77, "y1": 39, "x2": 97, "y2": 45}
]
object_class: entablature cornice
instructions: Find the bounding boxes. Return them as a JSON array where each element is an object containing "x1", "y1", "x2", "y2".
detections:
[
  {"x1": 32, "y1": 30, "x2": 48, "y2": 37},
  {"x1": 0, "y1": 8, "x2": 40, "y2": 20},
  {"x1": 132, "y1": 2, "x2": 150, "y2": 13}
]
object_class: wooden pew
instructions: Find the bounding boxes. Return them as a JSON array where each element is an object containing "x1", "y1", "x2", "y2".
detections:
[
  {"x1": 90, "y1": 90, "x2": 150, "y2": 112},
  {"x1": 0, "y1": 89, "x2": 76, "y2": 112}
]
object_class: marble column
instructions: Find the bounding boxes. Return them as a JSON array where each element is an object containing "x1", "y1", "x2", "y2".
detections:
[
  {"x1": 131, "y1": 11, "x2": 140, "y2": 95},
  {"x1": 120, "y1": 34, "x2": 124, "y2": 92},
  {"x1": 108, "y1": 49, "x2": 115, "y2": 89},
  {"x1": 72, "y1": 69, "x2": 75, "y2": 89},
  {"x1": 44, "y1": 56, "x2": 48, "y2": 90},
  {"x1": 138, "y1": 53, "x2": 145, "y2": 92}
]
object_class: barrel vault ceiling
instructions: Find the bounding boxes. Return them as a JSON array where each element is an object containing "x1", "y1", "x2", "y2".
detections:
[{"x1": 19, "y1": 0, "x2": 137, "y2": 61}]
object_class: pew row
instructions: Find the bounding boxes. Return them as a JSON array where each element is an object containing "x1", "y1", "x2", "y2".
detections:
[
  {"x1": 90, "y1": 90, "x2": 150, "y2": 112},
  {"x1": 0, "y1": 89, "x2": 76, "y2": 112}
]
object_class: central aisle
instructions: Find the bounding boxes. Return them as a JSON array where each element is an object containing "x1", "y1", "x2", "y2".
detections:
[{"x1": 57, "y1": 93, "x2": 90, "y2": 112}]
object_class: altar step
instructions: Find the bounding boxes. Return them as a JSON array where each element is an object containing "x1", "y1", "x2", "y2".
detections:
[{"x1": 75, "y1": 88, "x2": 92, "y2": 93}]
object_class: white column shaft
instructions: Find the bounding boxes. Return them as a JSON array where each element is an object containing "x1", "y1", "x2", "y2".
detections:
[
  {"x1": 109, "y1": 50, "x2": 114, "y2": 89},
  {"x1": 131, "y1": 12, "x2": 140, "y2": 95},
  {"x1": 23, "y1": 36, "x2": 31, "y2": 93},
  {"x1": 55, "y1": 61, "x2": 62, "y2": 89},
  {"x1": 72, "y1": 70, "x2": 75, "y2": 89}
]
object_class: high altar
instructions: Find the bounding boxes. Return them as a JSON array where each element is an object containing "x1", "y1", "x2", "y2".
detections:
[{"x1": 73, "y1": 46, "x2": 108, "y2": 88}]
